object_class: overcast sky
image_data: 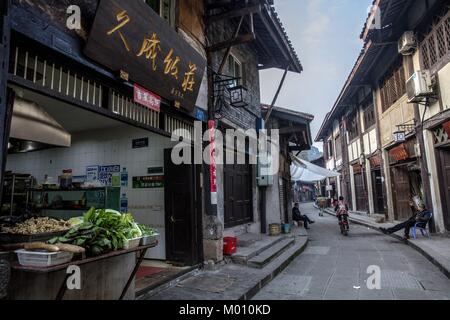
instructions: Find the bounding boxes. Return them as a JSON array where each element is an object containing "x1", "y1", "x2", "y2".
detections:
[{"x1": 259, "y1": 0, "x2": 372, "y2": 151}]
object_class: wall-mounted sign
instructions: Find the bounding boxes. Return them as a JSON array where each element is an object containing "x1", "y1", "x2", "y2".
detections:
[
  {"x1": 99, "y1": 165, "x2": 121, "y2": 187},
  {"x1": 84, "y1": 0, "x2": 206, "y2": 112},
  {"x1": 148, "y1": 167, "x2": 164, "y2": 175},
  {"x1": 393, "y1": 131, "x2": 406, "y2": 143},
  {"x1": 86, "y1": 166, "x2": 99, "y2": 183},
  {"x1": 195, "y1": 107, "x2": 207, "y2": 122},
  {"x1": 369, "y1": 154, "x2": 382, "y2": 168},
  {"x1": 133, "y1": 175, "x2": 164, "y2": 189},
  {"x1": 443, "y1": 121, "x2": 450, "y2": 137},
  {"x1": 132, "y1": 137, "x2": 149, "y2": 149},
  {"x1": 389, "y1": 144, "x2": 409, "y2": 162},
  {"x1": 134, "y1": 84, "x2": 161, "y2": 112}
]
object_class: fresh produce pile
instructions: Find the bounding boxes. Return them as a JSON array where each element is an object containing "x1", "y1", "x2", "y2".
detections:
[
  {"x1": 138, "y1": 224, "x2": 158, "y2": 236},
  {"x1": 2, "y1": 217, "x2": 71, "y2": 235},
  {"x1": 49, "y1": 208, "x2": 142, "y2": 257}
]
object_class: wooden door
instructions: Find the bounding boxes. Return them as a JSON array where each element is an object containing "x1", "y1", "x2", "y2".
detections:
[
  {"x1": 224, "y1": 155, "x2": 253, "y2": 228},
  {"x1": 391, "y1": 166, "x2": 412, "y2": 221},
  {"x1": 439, "y1": 148, "x2": 450, "y2": 230},
  {"x1": 164, "y1": 149, "x2": 200, "y2": 266},
  {"x1": 372, "y1": 169, "x2": 386, "y2": 214},
  {"x1": 354, "y1": 172, "x2": 367, "y2": 212}
]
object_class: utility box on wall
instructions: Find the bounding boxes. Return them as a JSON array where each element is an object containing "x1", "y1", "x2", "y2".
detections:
[{"x1": 257, "y1": 154, "x2": 274, "y2": 186}]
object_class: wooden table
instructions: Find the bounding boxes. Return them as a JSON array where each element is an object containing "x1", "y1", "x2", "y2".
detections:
[{"x1": 11, "y1": 242, "x2": 158, "y2": 300}]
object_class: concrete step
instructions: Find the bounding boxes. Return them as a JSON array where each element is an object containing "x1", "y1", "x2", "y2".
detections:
[
  {"x1": 247, "y1": 237, "x2": 295, "y2": 269},
  {"x1": 231, "y1": 235, "x2": 286, "y2": 265},
  {"x1": 236, "y1": 233, "x2": 263, "y2": 247}
]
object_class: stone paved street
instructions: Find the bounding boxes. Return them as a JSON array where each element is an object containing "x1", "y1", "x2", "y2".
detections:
[{"x1": 253, "y1": 202, "x2": 450, "y2": 300}]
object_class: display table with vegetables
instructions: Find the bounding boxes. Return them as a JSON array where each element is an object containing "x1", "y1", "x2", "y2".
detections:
[{"x1": 2, "y1": 208, "x2": 159, "y2": 300}]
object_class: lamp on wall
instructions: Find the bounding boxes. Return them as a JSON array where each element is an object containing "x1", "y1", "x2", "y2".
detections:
[{"x1": 229, "y1": 85, "x2": 249, "y2": 108}]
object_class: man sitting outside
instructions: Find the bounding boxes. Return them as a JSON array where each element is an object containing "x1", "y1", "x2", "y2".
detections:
[
  {"x1": 292, "y1": 203, "x2": 315, "y2": 230},
  {"x1": 380, "y1": 201, "x2": 432, "y2": 240}
]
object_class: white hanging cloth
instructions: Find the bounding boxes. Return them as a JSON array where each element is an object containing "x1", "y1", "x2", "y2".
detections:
[{"x1": 290, "y1": 154, "x2": 340, "y2": 183}]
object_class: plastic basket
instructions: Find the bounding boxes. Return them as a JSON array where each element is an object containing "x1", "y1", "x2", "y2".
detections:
[
  {"x1": 123, "y1": 237, "x2": 141, "y2": 250},
  {"x1": 15, "y1": 250, "x2": 74, "y2": 267},
  {"x1": 140, "y1": 234, "x2": 159, "y2": 246}
]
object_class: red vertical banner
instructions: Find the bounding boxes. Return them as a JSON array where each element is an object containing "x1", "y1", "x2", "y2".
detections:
[{"x1": 208, "y1": 120, "x2": 217, "y2": 205}]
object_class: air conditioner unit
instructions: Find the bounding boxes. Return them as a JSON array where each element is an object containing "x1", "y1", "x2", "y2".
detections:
[
  {"x1": 398, "y1": 31, "x2": 417, "y2": 55},
  {"x1": 406, "y1": 70, "x2": 433, "y2": 103}
]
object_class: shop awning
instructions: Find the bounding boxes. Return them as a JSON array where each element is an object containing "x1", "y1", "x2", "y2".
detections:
[{"x1": 290, "y1": 155, "x2": 340, "y2": 183}]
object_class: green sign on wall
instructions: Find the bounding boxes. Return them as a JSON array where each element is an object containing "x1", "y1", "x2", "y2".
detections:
[{"x1": 132, "y1": 176, "x2": 164, "y2": 189}]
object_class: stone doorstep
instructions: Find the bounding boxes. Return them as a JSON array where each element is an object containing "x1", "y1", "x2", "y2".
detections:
[
  {"x1": 247, "y1": 238, "x2": 295, "y2": 269},
  {"x1": 141, "y1": 237, "x2": 309, "y2": 300},
  {"x1": 136, "y1": 267, "x2": 201, "y2": 300},
  {"x1": 324, "y1": 208, "x2": 450, "y2": 281},
  {"x1": 231, "y1": 235, "x2": 287, "y2": 265}
]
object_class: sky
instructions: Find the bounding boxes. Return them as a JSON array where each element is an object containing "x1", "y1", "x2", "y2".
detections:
[{"x1": 259, "y1": 0, "x2": 373, "y2": 151}]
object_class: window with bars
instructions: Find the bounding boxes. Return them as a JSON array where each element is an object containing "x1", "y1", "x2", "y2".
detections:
[
  {"x1": 420, "y1": 9, "x2": 450, "y2": 71},
  {"x1": 335, "y1": 134, "x2": 342, "y2": 160},
  {"x1": 348, "y1": 111, "x2": 359, "y2": 141},
  {"x1": 363, "y1": 103, "x2": 376, "y2": 130},
  {"x1": 379, "y1": 61, "x2": 406, "y2": 113},
  {"x1": 327, "y1": 139, "x2": 334, "y2": 159}
]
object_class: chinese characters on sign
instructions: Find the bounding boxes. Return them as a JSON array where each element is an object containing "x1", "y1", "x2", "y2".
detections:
[
  {"x1": 84, "y1": 0, "x2": 206, "y2": 112},
  {"x1": 133, "y1": 176, "x2": 164, "y2": 189},
  {"x1": 208, "y1": 120, "x2": 217, "y2": 205},
  {"x1": 134, "y1": 84, "x2": 161, "y2": 112}
]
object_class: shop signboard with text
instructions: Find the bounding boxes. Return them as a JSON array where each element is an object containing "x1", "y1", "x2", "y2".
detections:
[{"x1": 84, "y1": 0, "x2": 206, "y2": 112}]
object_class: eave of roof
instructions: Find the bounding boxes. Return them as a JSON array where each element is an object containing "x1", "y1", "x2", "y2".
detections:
[{"x1": 261, "y1": 104, "x2": 314, "y2": 122}]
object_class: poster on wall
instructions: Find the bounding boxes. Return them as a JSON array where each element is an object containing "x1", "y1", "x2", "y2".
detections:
[
  {"x1": 133, "y1": 176, "x2": 164, "y2": 189},
  {"x1": 99, "y1": 165, "x2": 121, "y2": 187},
  {"x1": 86, "y1": 166, "x2": 99, "y2": 183}
]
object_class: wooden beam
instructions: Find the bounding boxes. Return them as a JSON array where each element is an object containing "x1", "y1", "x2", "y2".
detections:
[
  {"x1": 217, "y1": 15, "x2": 245, "y2": 74},
  {"x1": 207, "y1": 33, "x2": 255, "y2": 52},
  {"x1": 206, "y1": 5, "x2": 261, "y2": 24},
  {"x1": 264, "y1": 64, "x2": 290, "y2": 122}
]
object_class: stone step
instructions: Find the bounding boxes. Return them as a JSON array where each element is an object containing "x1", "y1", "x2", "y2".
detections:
[
  {"x1": 247, "y1": 237, "x2": 296, "y2": 269},
  {"x1": 231, "y1": 235, "x2": 286, "y2": 265}
]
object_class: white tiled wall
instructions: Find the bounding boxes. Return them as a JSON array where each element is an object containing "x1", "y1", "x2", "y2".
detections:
[{"x1": 6, "y1": 125, "x2": 176, "y2": 260}]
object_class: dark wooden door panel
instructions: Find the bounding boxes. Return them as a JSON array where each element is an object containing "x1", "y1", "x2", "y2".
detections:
[
  {"x1": 354, "y1": 173, "x2": 367, "y2": 212},
  {"x1": 224, "y1": 159, "x2": 253, "y2": 228},
  {"x1": 164, "y1": 149, "x2": 197, "y2": 265},
  {"x1": 372, "y1": 169, "x2": 386, "y2": 214},
  {"x1": 439, "y1": 148, "x2": 450, "y2": 230},
  {"x1": 391, "y1": 166, "x2": 411, "y2": 221}
]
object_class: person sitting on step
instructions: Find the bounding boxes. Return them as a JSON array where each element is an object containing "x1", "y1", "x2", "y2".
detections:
[{"x1": 292, "y1": 203, "x2": 315, "y2": 230}]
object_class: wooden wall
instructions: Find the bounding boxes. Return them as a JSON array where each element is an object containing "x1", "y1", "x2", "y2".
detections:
[{"x1": 178, "y1": 0, "x2": 205, "y2": 46}]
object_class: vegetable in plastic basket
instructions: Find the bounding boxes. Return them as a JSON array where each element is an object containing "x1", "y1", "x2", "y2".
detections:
[
  {"x1": 49, "y1": 208, "x2": 141, "y2": 256},
  {"x1": 138, "y1": 224, "x2": 158, "y2": 236}
]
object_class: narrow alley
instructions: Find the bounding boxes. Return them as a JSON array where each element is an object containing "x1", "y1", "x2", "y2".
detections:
[{"x1": 253, "y1": 202, "x2": 450, "y2": 300}]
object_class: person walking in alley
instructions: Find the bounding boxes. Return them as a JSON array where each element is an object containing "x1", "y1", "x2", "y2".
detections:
[
  {"x1": 292, "y1": 203, "x2": 315, "y2": 230},
  {"x1": 379, "y1": 201, "x2": 432, "y2": 240}
]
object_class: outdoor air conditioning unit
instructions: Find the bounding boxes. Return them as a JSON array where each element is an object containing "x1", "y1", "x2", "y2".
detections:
[
  {"x1": 398, "y1": 31, "x2": 417, "y2": 55},
  {"x1": 406, "y1": 70, "x2": 433, "y2": 103}
]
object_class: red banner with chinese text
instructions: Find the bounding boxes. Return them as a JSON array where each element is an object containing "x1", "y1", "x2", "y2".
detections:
[
  {"x1": 134, "y1": 84, "x2": 161, "y2": 112},
  {"x1": 208, "y1": 120, "x2": 217, "y2": 205}
]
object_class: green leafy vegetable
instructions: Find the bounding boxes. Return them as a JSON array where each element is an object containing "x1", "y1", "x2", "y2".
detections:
[{"x1": 49, "y1": 208, "x2": 142, "y2": 256}]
